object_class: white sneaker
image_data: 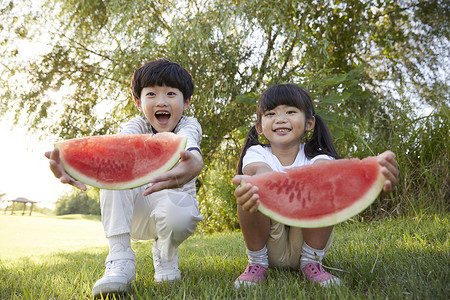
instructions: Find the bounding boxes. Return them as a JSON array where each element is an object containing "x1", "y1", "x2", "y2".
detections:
[
  {"x1": 91, "y1": 247, "x2": 136, "y2": 297},
  {"x1": 152, "y1": 240, "x2": 181, "y2": 283}
]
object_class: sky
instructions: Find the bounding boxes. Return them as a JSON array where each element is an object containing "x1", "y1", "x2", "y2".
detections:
[
  {"x1": 0, "y1": 117, "x2": 72, "y2": 210},
  {"x1": 0, "y1": 2, "x2": 72, "y2": 210}
]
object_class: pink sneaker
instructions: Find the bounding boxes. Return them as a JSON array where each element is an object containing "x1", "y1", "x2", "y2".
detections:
[
  {"x1": 234, "y1": 264, "x2": 267, "y2": 289},
  {"x1": 302, "y1": 262, "x2": 341, "y2": 287}
]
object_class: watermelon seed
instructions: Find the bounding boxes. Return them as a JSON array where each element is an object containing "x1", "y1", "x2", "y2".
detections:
[{"x1": 289, "y1": 192, "x2": 295, "y2": 203}]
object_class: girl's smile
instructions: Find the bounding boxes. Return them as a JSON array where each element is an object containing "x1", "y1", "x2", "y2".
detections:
[{"x1": 274, "y1": 127, "x2": 291, "y2": 134}]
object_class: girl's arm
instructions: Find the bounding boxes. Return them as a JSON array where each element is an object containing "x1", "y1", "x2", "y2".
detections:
[
  {"x1": 232, "y1": 162, "x2": 272, "y2": 213},
  {"x1": 234, "y1": 152, "x2": 399, "y2": 214},
  {"x1": 314, "y1": 152, "x2": 399, "y2": 194},
  {"x1": 377, "y1": 150, "x2": 399, "y2": 193}
]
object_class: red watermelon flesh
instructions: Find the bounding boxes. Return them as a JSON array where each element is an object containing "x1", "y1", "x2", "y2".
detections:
[
  {"x1": 56, "y1": 132, "x2": 186, "y2": 190},
  {"x1": 244, "y1": 157, "x2": 385, "y2": 228}
]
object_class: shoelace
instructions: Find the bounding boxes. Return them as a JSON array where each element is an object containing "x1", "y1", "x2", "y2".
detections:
[{"x1": 105, "y1": 259, "x2": 128, "y2": 273}]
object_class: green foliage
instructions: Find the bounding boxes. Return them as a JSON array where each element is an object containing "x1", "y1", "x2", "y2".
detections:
[
  {"x1": 343, "y1": 91, "x2": 450, "y2": 218},
  {"x1": 197, "y1": 161, "x2": 240, "y2": 232},
  {"x1": 0, "y1": 0, "x2": 449, "y2": 229},
  {"x1": 387, "y1": 110, "x2": 449, "y2": 215},
  {"x1": 54, "y1": 188, "x2": 100, "y2": 216}
]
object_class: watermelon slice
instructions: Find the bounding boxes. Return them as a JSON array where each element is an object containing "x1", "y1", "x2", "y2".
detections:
[
  {"x1": 244, "y1": 157, "x2": 385, "y2": 228},
  {"x1": 56, "y1": 133, "x2": 186, "y2": 190}
]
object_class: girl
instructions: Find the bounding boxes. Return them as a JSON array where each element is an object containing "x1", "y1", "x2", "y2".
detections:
[{"x1": 232, "y1": 84, "x2": 399, "y2": 288}]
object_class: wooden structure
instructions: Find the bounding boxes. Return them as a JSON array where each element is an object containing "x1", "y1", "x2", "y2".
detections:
[{"x1": 3, "y1": 197, "x2": 37, "y2": 216}]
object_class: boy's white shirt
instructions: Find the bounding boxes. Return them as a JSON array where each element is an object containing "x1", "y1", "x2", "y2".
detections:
[
  {"x1": 119, "y1": 115, "x2": 202, "y2": 198},
  {"x1": 243, "y1": 144, "x2": 334, "y2": 172}
]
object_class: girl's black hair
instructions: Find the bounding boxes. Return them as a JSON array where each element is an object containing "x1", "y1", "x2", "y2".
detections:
[
  {"x1": 236, "y1": 84, "x2": 341, "y2": 174},
  {"x1": 130, "y1": 58, "x2": 194, "y2": 102}
]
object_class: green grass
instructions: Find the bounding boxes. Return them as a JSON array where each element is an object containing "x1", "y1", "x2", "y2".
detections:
[
  {"x1": 0, "y1": 213, "x2": 448, "y2": 299},
  {"x1": 0, "y1": 214, "x2": 106, "y2": 263}
]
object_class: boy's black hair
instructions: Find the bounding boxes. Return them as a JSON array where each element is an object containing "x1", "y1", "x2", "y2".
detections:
[
  {"x1": 236, "y1": 84, "x2": 341, "y2": 174},
  {"x1": 130, "y1": 58, "x2": 194, "y2": 102}
]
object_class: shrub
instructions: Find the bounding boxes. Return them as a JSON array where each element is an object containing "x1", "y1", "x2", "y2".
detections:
[{"x1": 54, "y1": 188, "x2": 100, "y2": 216}]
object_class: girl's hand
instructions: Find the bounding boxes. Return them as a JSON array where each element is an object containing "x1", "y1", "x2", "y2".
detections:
[
  {"x1": 143, "y1": 150, "x2": 203, "y2": 196},
  {"x1": 232, "y1": 175, "x2": 260, "y2": 213},
  {"x1": 44, "y1": 148, "x2": 87, "y2": 191},
  {"x1": 377, "y1": 150, "x2": 399, "y2": 194}
]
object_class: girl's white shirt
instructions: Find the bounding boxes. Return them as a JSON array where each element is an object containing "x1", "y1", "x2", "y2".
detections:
[{"x1": 243, "y1": 144, "x2": 334, "y2": 173}]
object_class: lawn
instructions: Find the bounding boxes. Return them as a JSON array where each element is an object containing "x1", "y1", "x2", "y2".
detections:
[
  {"x1": 0, "y1": 213, "x2": 448, "y2": 299},
  {"x1": 0, "y1": 213, "x2": 106, "y2": 262}
]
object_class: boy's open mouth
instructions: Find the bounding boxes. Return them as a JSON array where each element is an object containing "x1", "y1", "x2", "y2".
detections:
[{"x1": 155, "y1": 111, "x2": 171, "y2": 123}]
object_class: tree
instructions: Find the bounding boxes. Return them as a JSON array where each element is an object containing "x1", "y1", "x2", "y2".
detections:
[
  {"x1": 1, "y1": 0, "x2": 448, "y2": 228},
  {"x1": 54, "y1": 188, "x2": 100, "y2": 215},
  {"x1": 2, "y1": 0, "x2": 447, "y2": 146}
]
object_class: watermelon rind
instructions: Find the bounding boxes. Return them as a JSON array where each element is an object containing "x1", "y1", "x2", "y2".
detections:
[
  {"x1": 56, "y1": 133, "x2": 187, "y2": 190},
  {"x1": 252, "y1": 159, "x2": 386, "y2": 228}
]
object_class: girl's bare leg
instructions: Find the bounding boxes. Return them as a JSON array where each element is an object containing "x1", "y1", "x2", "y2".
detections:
[
  {"x1": 302, "y1": 226, "x2": 334, "y2": 249},
  {"x1": 301, "y1": 225, "x2": 341, "y2": 286},
  {"x1": 237, "y1": 206, "x2": 271, "y2": 251}
]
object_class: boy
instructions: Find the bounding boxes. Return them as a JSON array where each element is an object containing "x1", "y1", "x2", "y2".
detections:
[{"x1": 45, "y1": 59, "x2": 204, "y2": 297}]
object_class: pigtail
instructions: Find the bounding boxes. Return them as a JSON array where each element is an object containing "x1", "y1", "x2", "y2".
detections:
[
  {"x1": 236, "y1": 126, "x2": 261, "y2": 175},
  {"x1": 305, "y1": 114, "x2": 341, "y2": 159}
]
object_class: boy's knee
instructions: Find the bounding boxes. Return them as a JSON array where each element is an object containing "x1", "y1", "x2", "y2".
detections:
[
  {"x1": 153, "y1": 205, "x2": 200, "y2": 232},
  {"x1": 174, "y1": 211, "x2": 201, "y2": 234},
  {"x1": 152, "y1": 195, "x2": 202, "y2": 239}
]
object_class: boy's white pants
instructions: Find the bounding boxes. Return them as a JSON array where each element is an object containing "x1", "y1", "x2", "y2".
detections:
[{"x1": 100, "y1": 185, "x2": 203, "y2": 261}]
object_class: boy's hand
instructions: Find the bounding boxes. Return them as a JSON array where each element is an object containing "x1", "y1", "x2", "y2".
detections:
[
  {"x1": 232, "y1": 175, "x2": 260, "y2": 213},
  {"x1": 377, "y1": 150, "x2": 399, "y2": 194},
  {"x1": 44, "y1": 148, "x2": 87, "y2": 191},
  {"x1": 143, "y1": 150, "x2": 203, "y2": 196}
]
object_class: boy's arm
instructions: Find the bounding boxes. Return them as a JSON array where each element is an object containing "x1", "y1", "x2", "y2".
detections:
[
  {"x1": 44, "y1": 148, "x2": 87, "y2": 191},
  {"x1": 44, "y1": 118, "x2": 143, "y2": 192},
  {"x1": 143, "y1": 116, "x2": 203, "y2": 195},
  {"x1": 143, "y1": 149, "x2": 203, "y2": 196}
]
